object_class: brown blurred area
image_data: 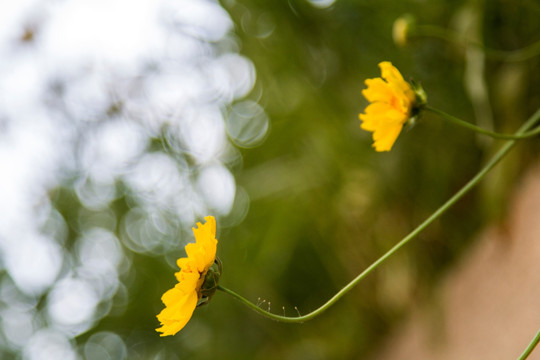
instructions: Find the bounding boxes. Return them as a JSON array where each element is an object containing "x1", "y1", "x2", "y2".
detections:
[{"x1": 373, "y1": 161, "x2": 540, "y2": 360}]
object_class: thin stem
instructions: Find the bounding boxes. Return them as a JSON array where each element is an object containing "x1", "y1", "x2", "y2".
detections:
[
  {"x1": 518, "y1": 329, "x2": 540, "y2": 360},
  {"x1": 424, "y1": 105, "x2": 540, "y2": 140},
  {"x1": 219, "y1": 108, "x2": 540, "y2": 323},
  {"x1": 413, "y1": 25, "x2": 540, "y2": 62}
]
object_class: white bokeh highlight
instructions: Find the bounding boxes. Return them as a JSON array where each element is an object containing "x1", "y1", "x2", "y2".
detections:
[
  {"x1": 197, "y1": 164, "x2": 236, "y2": 215},
  {"x1": 23, "y1": 329, "x2": 77, "y2": 360},
  {"x1": 4, "y1": 234, "x2": 62, "y2": 296},
  {"x1": 47, "y1": 277, "x2": 99, "y2": 331}
]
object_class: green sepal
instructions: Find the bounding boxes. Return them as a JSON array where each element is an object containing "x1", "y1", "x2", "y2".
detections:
[{"x1": 197, "y1": 257, "x2": 222, "y2": 307}]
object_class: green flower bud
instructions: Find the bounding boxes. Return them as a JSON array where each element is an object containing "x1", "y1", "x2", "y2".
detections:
[
  {"x1": 393, "y1": 14, "x2": 415, "y2": 47},
  {"x1": 197, "y1": 257, "x2": 222, "y2": 307}
]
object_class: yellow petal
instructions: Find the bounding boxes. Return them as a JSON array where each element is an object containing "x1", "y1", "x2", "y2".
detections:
[
  {"x1": 379, "y1": 61, "x2": 405, "y2": 83},
  {"x1": 156, "y1": 289, "x2": 198, "y2": 336},
  {"x1": 362, "y1": 78, "x2": 394, "y2": 103},
  {"x1": 191, "y1": 217, "x2": 217, "y2": 271},
  {"x1": 160, "y1": 287, "x2": 183, "y2": 307},
  {"x1": 359, "y1": 104, "x2": 386, "y2": 131},
  {"x1": 379, "y1": 61, "x2": 415, "y2": 105},
  {"x1": 372, "y1": 124, "x2": 403, "y2": 152},
  {"x1": 203, "y1": 216, "x2": 216, "y2": 234},
  {"x1": 185, "y1": 242, "x2": 208, "y2": 273},
  {"x1": 359, "y1": 114, "x2": 380, "y2": 132},
  {"x1": 173, "y1": 270, "x2": 199, "y2": 291},
  {"x1": 176, "y1": 257, "x2": 195, "y2": 272},
  {"x1": 360, "y1": 103, "x2": 405, "y2": 131}
]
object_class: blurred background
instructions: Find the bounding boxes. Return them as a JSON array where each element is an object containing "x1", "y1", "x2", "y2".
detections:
[{"x1": 0, "y1": 0, "x2": 539, "y2": 359}]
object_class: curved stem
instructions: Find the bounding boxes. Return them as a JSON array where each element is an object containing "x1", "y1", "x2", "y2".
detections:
[
  {"x1": 219, "y1": 108, "x2": 540, "y2": 323},
  {"x1": 413, "y1": 25, "x2": 540, "y2": 62},
  {"x1": 518, "y1": 329, "x2": 540, "y2": 360},
  {"x1": 218, "y1": 285, "x2": 307, "y2": 323},
  {"x1": 424, "y1": 105, "x2": 540, "y2": 140}
]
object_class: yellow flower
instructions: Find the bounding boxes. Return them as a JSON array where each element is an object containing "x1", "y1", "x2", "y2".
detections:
[
  {"x1": 359, "y1": 61, "x2": 416, "y2": 152},
  {"x1": 156, "y1": 216, "x2": 218, "y2": 336},
  {"x1": 392, "y1": 15, "x2": 414, "y2": 47}
]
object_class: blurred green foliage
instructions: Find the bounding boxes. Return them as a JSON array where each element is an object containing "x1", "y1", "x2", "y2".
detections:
[{"x1": 41, "y1": 0, "x2": 540, "y2": 359}]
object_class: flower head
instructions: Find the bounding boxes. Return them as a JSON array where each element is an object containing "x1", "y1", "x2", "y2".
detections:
[
  {"x1": 359, "y1": 62, "x2": 416, "y2": 152},
  {"x1": 156, "y1": 216, "x2": 219, "y2": 336},
  {"x1": 392, "y1": 15, "x2": 415, "y2": 47}
]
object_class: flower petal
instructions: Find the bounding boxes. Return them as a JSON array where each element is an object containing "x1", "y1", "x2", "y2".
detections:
[
  {"x1": 156, "y1": 288, "x2": 198, "y2": 336},
  {"x1": 379, "y1": 61, "x2": 415, "y2": 104},
  {"x1": 191, "y1": 218, "x2": 217, "y2": 271},
  {"x1": 372, "y1": 124, "x2": 403, "y2": 152},
  {"x1": 176, "y1": 257, "x2": 196, "y2": 273},
  {"x1": 360, "y1": 103, "x2": 405, "y2": 130},
  {"x1": 362, "y1": 78, "x2": 394, "y2": 103},
  {"x1": 379, "y1": 61, "x2": 404, "y2": 83},
  {"x1": 173, "y1": 270, "x2": 199, "y2": 290}
]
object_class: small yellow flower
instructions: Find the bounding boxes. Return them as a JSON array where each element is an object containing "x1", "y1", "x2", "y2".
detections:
[
  {"x1": 156, "y1": 216, "x2": 218, "y2": 336},
  {"x1": 392, "y1": 15, "x2": 414, "y2": 47},
  {"x1": 359, "y1": 62, "x2": 416, "y2": 152}
]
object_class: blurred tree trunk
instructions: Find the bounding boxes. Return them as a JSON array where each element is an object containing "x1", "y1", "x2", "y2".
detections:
[{"x1": 373, "y1": 160, "x2": 540, "y2": 360}]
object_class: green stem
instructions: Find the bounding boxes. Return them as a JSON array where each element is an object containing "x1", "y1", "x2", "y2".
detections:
[
  {"x1": 219, "y1": 108, "x2": 540, "y2": 323},
  {"x1": 424, "y1": 105, "x2": 540, "y2": 140},
  {"x1": 413, "y1": 25, "x2": 540, "y2": 62},
  {"x1": 518, "y1": 329, "x2": 540, "y2": 360}
]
